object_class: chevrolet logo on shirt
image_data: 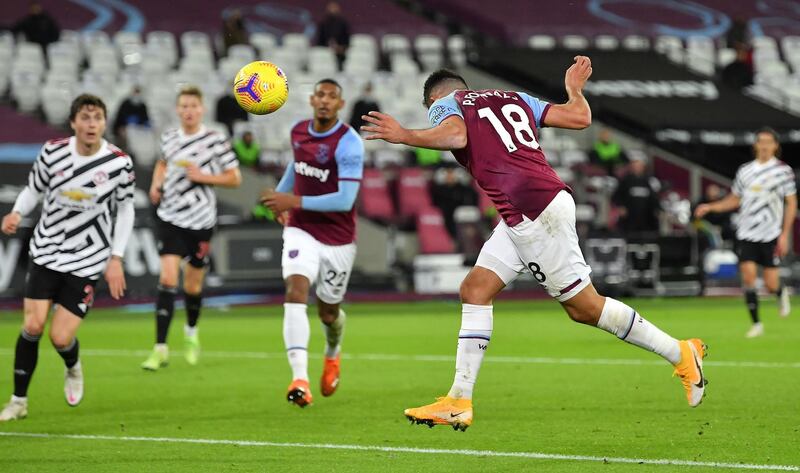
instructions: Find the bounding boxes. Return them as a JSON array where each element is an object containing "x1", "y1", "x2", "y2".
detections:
[
  {"x1": 60, "y1": 189, "x2": 94, "y2": 201},
  {"x1": 174, "y1": 159, "x2": 191, "y2": 167}
]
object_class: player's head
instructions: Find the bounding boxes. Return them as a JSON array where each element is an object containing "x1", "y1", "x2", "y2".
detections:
[
  {"x1": 754, "y1": 127, "x2": 780, "y2": 160},
  {"x1": 69, "y1": 94, "x2": 107, "y2": 148},
  {"x1": 423, "y1": 69, "x2": 468, "y2": 108},
  {"x1": 176, "y1": 86, "x2": 205, "y2": 130},
  {"x1": 310, "y1": 78, "x2": 344, "y2": 123}
]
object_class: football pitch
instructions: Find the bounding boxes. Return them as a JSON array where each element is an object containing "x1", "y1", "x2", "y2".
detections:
[{"x1": 0, "y1": 297, "x2": 798, "y2": 472}]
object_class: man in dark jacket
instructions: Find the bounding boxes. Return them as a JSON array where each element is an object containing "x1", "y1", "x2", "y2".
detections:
[
  {"x1": 12, "y1": 2, "x2": 59, "y2": 49},
  {"x1": 612, "y1": 155, "x2": 661, "y2": 235},
  {"x1": 316, "y1": 2, "x2": 350, "y2": 69}
]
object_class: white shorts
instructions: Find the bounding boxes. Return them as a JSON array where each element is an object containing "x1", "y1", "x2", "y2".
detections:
[
  {"x1": 475, "y1": 190, "x2": 592, "y2": 302},
  {"x1": 281, "y1": 226, "x2": 357, "y2": 304}
]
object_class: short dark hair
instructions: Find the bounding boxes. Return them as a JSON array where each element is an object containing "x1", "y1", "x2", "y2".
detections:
[
  {"x1": 315, "y1": 78, "x2": 342, "y2": 94},
  {"x1": 69, "y1": 94, "x2": 107, "y2": 121},
  {"x1": 423, "y1": 69, "x2": 467, "y2": 107}
]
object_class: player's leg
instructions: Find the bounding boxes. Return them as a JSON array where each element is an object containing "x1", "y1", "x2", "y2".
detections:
[
  {"x1": 0, "y1": 298, "x2": 50, "y2": 421},
  {"x1": 182, "y1": 234, "x2": 210, "y2": 366},
  {"x1": 763, "y1": 267, "x2": 790, "y2": 318},
  {"x1": 740, "y1": 260, "x2": 762, "y2": 337},
  {"x1": 523, "y1": 192, "x2": 705, "y2": 407},
  {"x1": 2, "y1": 264, "x2": 60, "y2": 421},
  {"x1": 315, "y1": 242, "x2": 356, "y2": 397},
  {"x1": 281, "y1": 228, "x2": 321, "y2": 407},
  {"x1": 50, "y1": 273, "x2": 96, "y2": 406},
  {"x1": 405, "y1": 222, "x2": 516, "y2": 431},
  {"x1": 142, "y1": 254, "x2": 181, "y2": 370}
]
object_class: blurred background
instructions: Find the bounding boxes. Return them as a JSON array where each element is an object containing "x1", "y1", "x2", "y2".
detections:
[{"x1": 1, "y1": 0, "x2": 799, "y2": 304}]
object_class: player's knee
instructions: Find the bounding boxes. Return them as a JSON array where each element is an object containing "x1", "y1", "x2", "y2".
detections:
[
  {"x1": 285, "y1": 285, "x2": 308, "y2": 304},
  {"x1": 49, "y1": 332, "x2": 73, "y2": 349},
  {"x1": 565, "y1": 298, "x2": 604, "y2": 325},
  {"x1": 22, "y1": 318, "x2": 45, "y2": 337},
  {"x1": 318, "y1": 306, "x2": 339, "y2": 325},
  {"x1": 460, "y1": 279, "x2": 491, "y2": 305},
  {"x1": 183, "y1": 279, "x2": 202, "y2": 295},
  {"x1": 159, "y1": 273, "x2": 178, "y2": 287}
]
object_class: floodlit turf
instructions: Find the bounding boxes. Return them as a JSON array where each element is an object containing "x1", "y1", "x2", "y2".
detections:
[{"x1": 0, "y1": 296, "x2": 798, "y2": 472}]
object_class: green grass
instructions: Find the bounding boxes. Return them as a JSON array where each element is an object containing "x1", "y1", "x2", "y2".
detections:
[{"x1": 0, "y1": 297, "x2": 798, "y2": 472}]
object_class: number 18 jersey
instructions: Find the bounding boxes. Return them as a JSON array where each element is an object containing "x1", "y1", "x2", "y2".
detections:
[{"x1": 428, "y1": 90, "x2": 568, "y2": 226}]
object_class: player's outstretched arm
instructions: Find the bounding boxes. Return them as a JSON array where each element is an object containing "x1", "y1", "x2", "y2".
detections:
[
  {"x1": 543, "y1": 55, "x2": 593, "y2": 130},
  {"x1": 361, "y1": 112, "x2": 467, "y2": 151},
  {"x1": 695, "y1": 193, "x2": 741, "y2": 218}
]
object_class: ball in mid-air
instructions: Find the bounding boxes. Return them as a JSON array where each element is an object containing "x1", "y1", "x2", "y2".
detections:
[{"x1": 233, "y1": 61, "x2": 289, "y2": 115}]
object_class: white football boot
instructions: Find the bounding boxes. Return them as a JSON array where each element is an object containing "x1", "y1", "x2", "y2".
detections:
[
  {"x1": 64, "y1": 361, "x2": 84, "y2": 407},
  {"x1": 0, "y1": 396, "x2": 28, "y2": 421}
]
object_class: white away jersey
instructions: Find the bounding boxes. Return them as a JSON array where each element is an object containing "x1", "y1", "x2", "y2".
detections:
[
  {"x1": 156, "y1": 126, "x2": 238, "y2": 230},
  {"x1": 27, "y1": 137, "x2": 135, "y2": 279},
  {"x1": 732, "y1": 158, "x2": 796, "y2": 242}
]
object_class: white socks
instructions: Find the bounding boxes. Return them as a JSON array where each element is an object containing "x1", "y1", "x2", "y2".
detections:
[
  {"x1": 322, "y1": 310, "x2": 346, "y2": 358},
  {"x1": 597, "y1": 297, "x2": 681, "y2": 365},
  {"x1": 283, "y1": 303, "x2": 310, "y2": 381},
  {"x1": 448, "y1": 304, "x2": 493, "y2": 400},
  {"x1": 184, "y1": 325, "x2": 197, "y2": 338}
]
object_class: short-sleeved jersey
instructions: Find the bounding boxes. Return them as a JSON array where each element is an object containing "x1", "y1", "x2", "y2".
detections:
[
  {"x1": 27, "y1": 137, "x2": 135, "y2": 279},
  {"x1": 428, "y1": 90, "x2": 568, "y2": 226},
  {"x1": 732, "y1": 158, "x2": 796, "y2": 242},
  {"x1": 157, "y1": 126, "x2": 238, "y2": 230},
  {"x1": 288, "y1": 120, "x2": 364, "y2": 245}
]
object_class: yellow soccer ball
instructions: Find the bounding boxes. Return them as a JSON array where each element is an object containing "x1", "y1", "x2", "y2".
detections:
[{"x1": 232, "y1": 61, "x2": 289, "y2": 115}]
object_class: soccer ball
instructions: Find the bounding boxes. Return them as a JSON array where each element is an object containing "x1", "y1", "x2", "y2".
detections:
[{"x1": 232, "y1": 61, "x2": 289, "y2": 115}]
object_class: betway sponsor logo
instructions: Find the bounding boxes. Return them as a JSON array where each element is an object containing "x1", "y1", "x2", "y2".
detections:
[
  {"x1": 584, "y1": 80, "x2": 719, "y2": 100},
  {"x1": 295, "y1": 162, "x2": 330, "y2": 183}
]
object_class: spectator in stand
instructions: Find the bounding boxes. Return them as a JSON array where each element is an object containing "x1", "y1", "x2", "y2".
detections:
[
  {"x1": 725, "y1": 18, "x2": 750, "y2": 50},
  {"x1": 589, "y1": 128, "x2": 628, "y2": 175},
  {"x1": 216, "y1": 91, "x2": 248, "y2": 137},
  {"x1": 222, "y1": 9, "x2": 248, "y2": 53},
  {"x1": 316, "y1": 1, "x2": 350, "y2": 69},
  {"x1": 349, "y1": 83, "x2": 380, "y2": 131},
  {"x1": 113, "y1": 86, "x2": 150, "y2": 151},
  {"x1": 694, "y1": 183, "x2": 736, "y2": 243},
  {"x1": 11, "y1": 2, "x2": 59, "y2": 50},
  {"x1": 431, "y1": 166, "x2": 477, "y2": 238},
  {"x1": 233, "y1": 131, "x2": 260, "y2": 168},
  {"x1": 612, "y1": 155, "x2": 661, "y2": 235},
  {"x1": 721, "y1": 45, "x2": 754, "y2": 90}
]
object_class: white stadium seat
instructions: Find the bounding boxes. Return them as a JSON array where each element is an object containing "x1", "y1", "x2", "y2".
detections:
[
  {"x1": 250, "y1": 32, "x2": 277, "y2": 56},
  {"x1": 283, "y1": 33, "x2": 310, "y2": 54},
  {"x1": 382, "y1": 34, "x2": 411, "y2": 56},
  {"x1": 622, "y1": 35, "x2": 650, "y2": 51},
  {"x1": 595, "y1": 35, "x2": 619, "y2": 50},
  {"x1": 562, "y1": 35, "x2": 589, "y2": 50},
  {"x1": 528, "y1": 35, "x2": 556, "y2": 50}
]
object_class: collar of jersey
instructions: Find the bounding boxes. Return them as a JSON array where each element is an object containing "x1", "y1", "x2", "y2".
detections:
[
  {"x1": 69, "y1": 136, "x2": 108, "y2": 159},
  {"x1": 179, "y1": 124, "x2": 207, "y2": 140},
  {"x1": 754, "y1": 156, "x2": 777, "y2": 168},
  {"x1": 307, "y1": 120, "x2": 342, "y2": 138}
]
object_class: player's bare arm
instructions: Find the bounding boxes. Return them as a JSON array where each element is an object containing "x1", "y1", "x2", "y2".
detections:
[
  {"x1": 542, "y1": 55, "x2": 593, "y2": 130},
  {"x1": 695, "y1": 193, "x2": 741, "y2": 218},
  {"x1": 777, "y1": 193, "x2": 797, "y2": 256},
  {"x1": 361, "y1": 112, "x2": 467, "y2": 150},
  {"x1": 149, "y1": 159, "x2": 167, "y2": 205},
  {"x1": 105, "y1": 256, "x2": 126, "y2": 300},
  {"x1": 186, "y1": 165, "x2": 242, "y2": 187}
]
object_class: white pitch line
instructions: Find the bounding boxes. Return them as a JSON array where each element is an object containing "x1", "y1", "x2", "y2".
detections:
[
  {"x1": 0, "y1": 348, "x2": 797, "y2": 369},
  {"x1": 0, "y1": 432, "x2": 796, "y2": 471}
]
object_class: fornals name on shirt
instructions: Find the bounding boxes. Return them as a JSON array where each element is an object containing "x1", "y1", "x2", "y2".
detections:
[
  {"x1": 462, "y1": 90, "x2": 518, "y2": 106},
  {"x1": 295, "y1": 161, "x2": 331, "y2": 182}
]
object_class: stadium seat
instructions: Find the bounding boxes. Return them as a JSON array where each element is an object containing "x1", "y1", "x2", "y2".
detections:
[
  {"x1": 374, "y1": 148, "x2": 407, "y2": 168},
  {"x1": 125, "y1": 125, "x2": 159, "y2": 166},
  {"x1": 359, "y1": 168, "x2": 396, "y2": 222},
  {"x1": 351, "y1": 34, "x2": 378, "y2": 55},
  {"x1": 398, "y1": 167, "x2": 432, "y2": 217},
  {"x1": 228, "y1": 44, "x2": 256, "y2": 63},
  {"x1": 717, "y1": 48, "x2": 736, "y2": 67},
  {"x1": 16, "y1": 42, "x2": 44, "y2": 63},
  {"x1": 416, "y1": 207, "x2": 456, "y2": 254},
  {"x1": 654, "y1": 35, "x2": 684, "y2": 62},
  {"x1": 146, "y1": 31, "x2": 178, "y2": 67},
  {"x1": 250, "y1": 32, "x2": 277, "y2": 54},
  {"x1": 181, "y1": 31, "x2": 212, "y2": 55},
  {"x1": 559, "y1": 149, "x2": 589, "y2": 167},
  {"x1": 343, "y1": 51, "x2": 377, "y2": 75},
  {"x1": 46, "y1": 41, "x2": 80, "y2": 64},
  {"x1": 562, "y1": 35, "x2": 589, "y2": 50},
  {"x1": 11, "y1": 69, "x2": 42, "y2": 112},
  {"x1": 41, "y1": 87, "x2": 72, "y2": 126},
  {"x1": 382, "y1": 34, "x2": 411, "y2": 56},
  {"x1": 308, "y1": 47, "x2": 338, "y2": 75},
  {"x1": 270, "y1": 47, "x2": 302, "y2": 76},
  {"x1": 622, "y1": 35, "x2": 650, "y2": 51},
  {"x1": 528, "y1": 35, "x2": 556, "y2": 50},
  {"x1": 82, "y1": 30, "x2": 111, "y2": 52},
  {"x1": 283, "y1": 33, "x2": 310, "y2": 55},
  {"x1": 595, "y1": 35, "x2": 619, "y2": 50}
]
